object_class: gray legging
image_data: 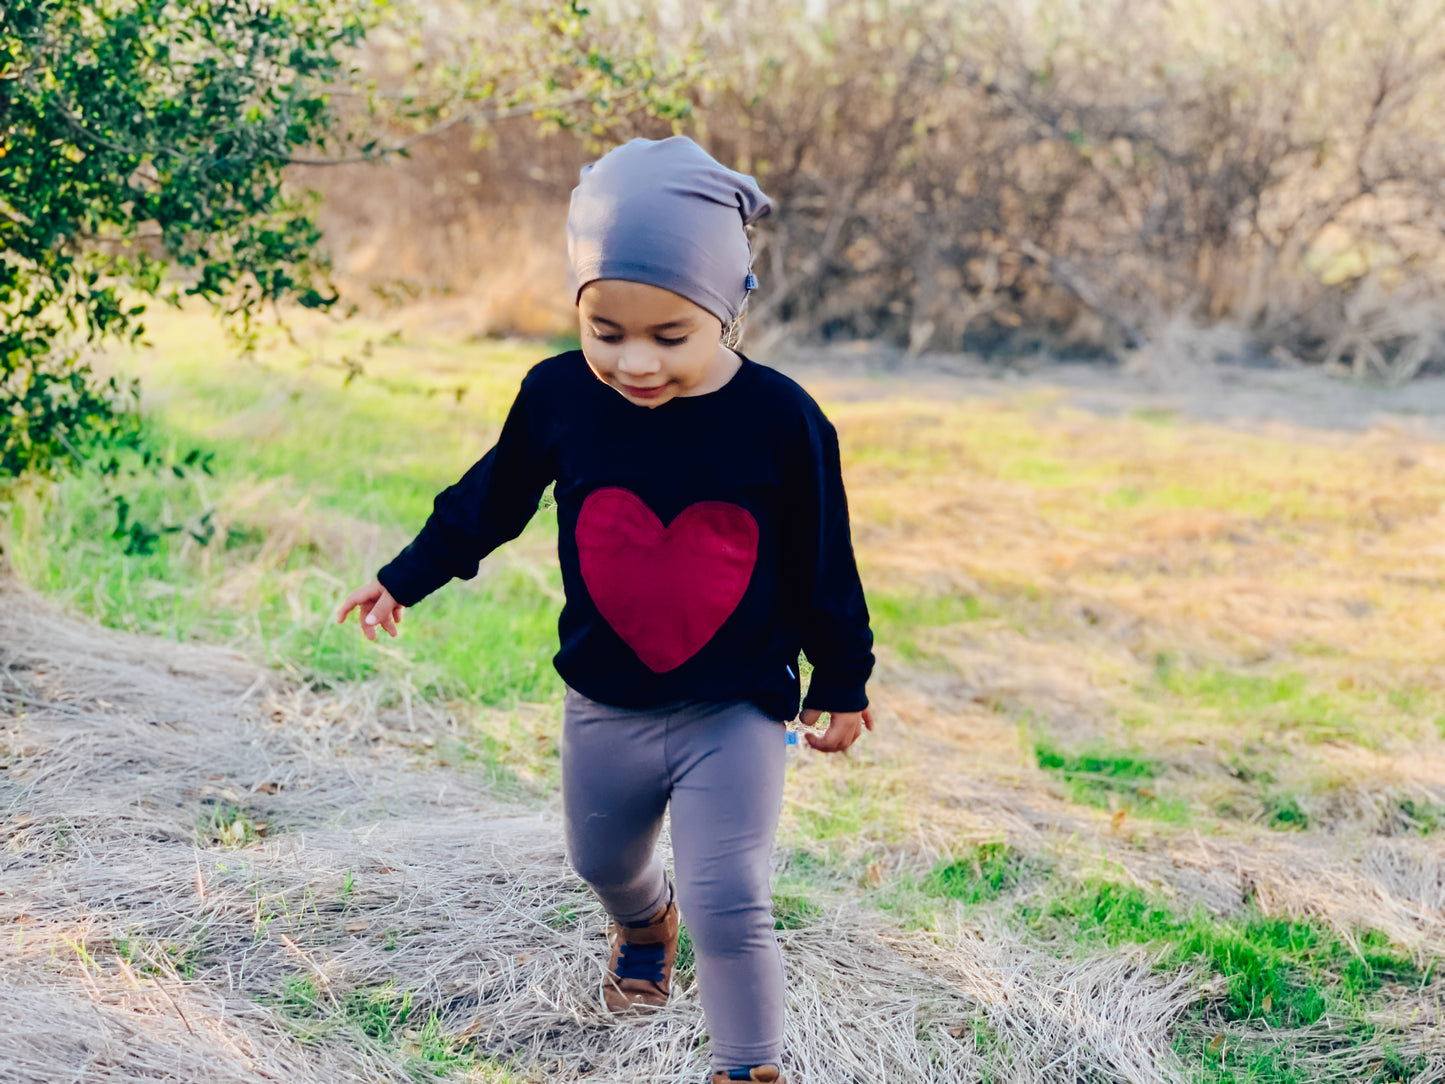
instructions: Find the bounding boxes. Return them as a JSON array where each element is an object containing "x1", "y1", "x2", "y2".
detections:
[{"x1": 560, "y1": 686, "x2": 788, "y2": 1070}]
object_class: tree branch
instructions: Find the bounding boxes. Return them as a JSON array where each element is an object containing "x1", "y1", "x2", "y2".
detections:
[{"x1": 284, "y1": 90, "x2": 601, "y2": 166}]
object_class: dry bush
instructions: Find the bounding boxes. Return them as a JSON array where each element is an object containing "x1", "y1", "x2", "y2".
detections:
[
  {"x1": 295, "y1": 0, "x2": 1445, "y2": 374},
  {"x1": 308, "y1": 126, "x2": 585, "y2": 337},
  {"x1": 291, "y1": 0, "x2": 690, "y2": 338},
  {"x1": 690, "y1": 0, "x2": 1445, "y2": 372}
]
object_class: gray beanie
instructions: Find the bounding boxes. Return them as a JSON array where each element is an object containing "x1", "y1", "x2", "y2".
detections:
[{"x1": 566, "y1": 136, "x2": 773, "y2": 326}]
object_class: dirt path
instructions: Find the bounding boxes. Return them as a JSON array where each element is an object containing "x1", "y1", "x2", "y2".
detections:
[{"x1": 0, "y1": 580, "x2": 1212, "y2": 1083}]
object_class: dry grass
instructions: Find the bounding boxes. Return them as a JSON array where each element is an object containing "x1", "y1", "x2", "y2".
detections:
[
  {"x1": 1, "y1": 580, "x2": 1221, "y2": 1082},
  {"x1": 796, "y1": 363, "x2": 1445, "y2": 844}
]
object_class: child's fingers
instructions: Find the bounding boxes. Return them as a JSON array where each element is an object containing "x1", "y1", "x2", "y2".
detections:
[
  {"x1": 335, "y1": 586, "x2": 373, "y2": 624},
  {"x1": 804, "y1": 716, "x2": 862, "y2": 753},
  {"x1": 804, "y1": 729, "x2": 848, "y2": 753},
  {"x1": 862, "y1": 707, "x2": 875, "y2": 731},
  {"x1": 799, "y1": 708, "x2": 823, "y2": 728},
  {"x1": 364, "y1": 596, "x2": 396, "y2": 641}
]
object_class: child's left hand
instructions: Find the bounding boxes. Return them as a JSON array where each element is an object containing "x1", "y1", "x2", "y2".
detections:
[{"x1": 798, "y1": 707, "x2": 875, "y2": 753}]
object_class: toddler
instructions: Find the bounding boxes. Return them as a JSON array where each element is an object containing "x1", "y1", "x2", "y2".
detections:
[{"x1": 337, "y1": 136, "x2": 875, "y2": 1084}]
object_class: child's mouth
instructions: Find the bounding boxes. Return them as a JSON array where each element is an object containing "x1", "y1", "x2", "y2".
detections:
[{"x1": 621, "y1": 383, "x2": 668, "y2": 400}]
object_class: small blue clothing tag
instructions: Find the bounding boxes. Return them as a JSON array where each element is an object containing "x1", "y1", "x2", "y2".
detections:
[
  {"x1": 744, "y1": 272, "x2": 758, "y2": 292},
  {"x1": 785, "y1": 730, "x2": 799, "y2": 746}
]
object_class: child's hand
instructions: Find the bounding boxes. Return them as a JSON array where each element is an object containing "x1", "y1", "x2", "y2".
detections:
[
  {"x1": 798, "y1": 707, "x2": 875, "y2": 753},
  {"x1": 335, "y1": 579, "x2": 405, "y2": 642}
]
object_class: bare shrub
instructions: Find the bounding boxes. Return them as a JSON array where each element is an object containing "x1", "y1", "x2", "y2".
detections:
[
  {"x1": 296, "y1": 0, "x2": 1445, "y2": 374},
  {"x1": 310, "y1": 126, "x2": 585, "y2": 337},
  {"x1": 689, "y1": 0, "x2": 1445, "y2": 371},
  {"x1": 292, "y1": 0, "x2": 690, "y2": 338}
]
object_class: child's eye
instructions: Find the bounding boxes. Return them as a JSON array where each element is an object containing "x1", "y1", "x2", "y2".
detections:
[
  {"x1": 657, "y1": 336, "x2": 688, "y2": 347},
  {"x1": 594, "y1": 332, "x2": 623, "y2": 344}
]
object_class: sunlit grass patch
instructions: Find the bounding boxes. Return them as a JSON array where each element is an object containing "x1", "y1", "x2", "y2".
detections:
[
  {"x1": 1149, "y1": 662, "x2": 1372, "y2": 747},
  {"x1": 870, "y1": 589, "x2": 986, "y2": 665},
  {"x1": 3, "y1": 385, "x2": 564, "y2": 708},
  {"x1": 996, "y1": 454, "x2": 1077, "y2": 487},
  {"x1": 785, "y1": 771, "x2": 914, "y2": 848},
  {"x1": 130, "y1": 310, "x2": 543, "y2": 528}
]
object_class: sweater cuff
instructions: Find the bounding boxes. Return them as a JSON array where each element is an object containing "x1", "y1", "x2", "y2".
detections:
[
  {"x1": 377, "y1": 549, "x2": 454, "y2": 608},
  {"x1": 801, "y1": 671, "x2": 869, "y2": 715}
]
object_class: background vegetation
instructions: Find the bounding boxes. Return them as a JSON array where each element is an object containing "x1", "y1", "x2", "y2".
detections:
[
  {"x1": 5, "y1": 1, "x2": 1445, "y2": 1081},
  {"x1": 315, "y1": 0, "x2": 1445, "y2": 378}
]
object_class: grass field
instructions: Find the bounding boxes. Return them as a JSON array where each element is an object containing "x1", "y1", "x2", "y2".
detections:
[{"x1": 6, "y1": 309, "x2": 1445, "y2": 1081}]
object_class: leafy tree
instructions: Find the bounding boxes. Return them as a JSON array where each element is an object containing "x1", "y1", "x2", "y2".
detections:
[
  {"x1": 1, "y1": 0, "x2": 372, "y2": 479},
  {"x1": 0, "y1": 0, "x2": 696, "y2": 482}
]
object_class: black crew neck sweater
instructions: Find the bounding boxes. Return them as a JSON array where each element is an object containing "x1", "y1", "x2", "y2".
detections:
[{"x1": 376, "y1": 350, "x2": 874, "y2": 722}]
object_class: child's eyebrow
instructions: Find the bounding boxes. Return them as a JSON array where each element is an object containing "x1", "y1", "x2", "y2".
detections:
[{"x1": 590, "y1": 315, "x2": 695, "y2": 332}]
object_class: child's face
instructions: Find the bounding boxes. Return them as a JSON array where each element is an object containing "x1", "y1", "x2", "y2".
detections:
[{"x1": 578, "y1": 279, "x2": 729, "y2": 409}]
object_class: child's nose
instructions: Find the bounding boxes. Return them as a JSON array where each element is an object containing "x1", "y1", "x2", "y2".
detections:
[{"x1": 616, "y1": 348, "x2": 661, "y2": 376}]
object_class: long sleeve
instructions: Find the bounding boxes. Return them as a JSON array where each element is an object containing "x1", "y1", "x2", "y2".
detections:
[
  {"x1": 377, "y1": 370, "x2": 556, "y2": 607},
  {"x1": 791, "y1": 407, "x2": 874, "y2": 713}
]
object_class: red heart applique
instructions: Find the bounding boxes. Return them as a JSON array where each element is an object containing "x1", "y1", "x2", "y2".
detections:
[{"x1": 576, "y1": 487, "x2": 759, "y2": 673}]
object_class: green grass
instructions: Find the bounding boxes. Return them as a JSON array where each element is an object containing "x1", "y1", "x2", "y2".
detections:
[
  {"x1": 132, "y1": 315, "x2": 540, "y2": 525},
  {"x1": 1174, "y1": 1019, "x2": 1429, "y2": 1084},
  {"x1": 1261, "y1": 794, "x2": 1309, "y2": 831},
  {"x1": 780, "y1": 842, "x2": 1043, "y2": 931},
  {"x1": 922, "y1": 841, "x2": 1030, "y2": 905},
  {"x1": 4, "y1": 338, "x2": 565, "y2": 712},
  {"x1": 1394, "y1": 797, "x2": 1445, "y2": 833},
  {"x1": 787, "y1": 774, "x2": 912, "y2": 848},
  {"x1": 273, "y1": 975, "x2": 523, "y2": 1080},
  {"x1": 428, "y1": 730, "x2": 532, "y2": 794},
  {"x1": 869, "y1": 590, "x2": 984, "y2": 664},
  {"x1": 113, "y1": 930, "x2": 210, "y2": 979},
  {"x1": 1048, "y1": 879, "x2": 1427, "y2": 1084},
  {"x1": 772, "y1": 889, "x2": 824, "y2": 929},
  {"x1": 1019, "y1": 878, "x2": 1420, "y2": 1028},
  {"x1": 997, "y1": 454, "x2": 1077, "y2": 486},
  {"x1": 674, "y1": 926, "x2": 696, "y2": 986},
  {"x1": 1153, "y1": 665, "x2": 1367, "y2": 746},
  {"x1": 197, "y1": 798, "x2": 269, "y2": 848},
  {"x1": 1033, "y1": 740, "x2": 1189, "y2": 820}
]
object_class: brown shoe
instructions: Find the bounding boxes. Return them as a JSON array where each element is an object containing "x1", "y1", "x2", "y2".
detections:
[
  {"x1": 710, "y1": 1067, "x2": 785, "y2": 1084},
  {"x1": 602, "y1": 892, "x2": 679, "y2": 1011}
]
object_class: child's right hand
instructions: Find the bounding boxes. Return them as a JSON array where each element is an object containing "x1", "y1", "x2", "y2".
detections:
[
  {"x1": 798, "y1": 707, "x2": 875, "y2": 753},
  {"x1": 335, "y1": 578, "x2": 405, "y2": 641}
]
